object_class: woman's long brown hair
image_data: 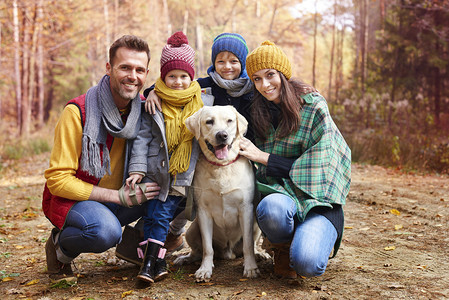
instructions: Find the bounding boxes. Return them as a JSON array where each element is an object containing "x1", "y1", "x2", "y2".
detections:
[{"x1": 251, "y1": 72, "x2": 317, "y2": 141}]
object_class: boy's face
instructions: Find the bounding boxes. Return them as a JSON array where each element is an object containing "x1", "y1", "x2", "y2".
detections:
[
  {"x1": 164, "y1": 69, "x2": 192, "y2": 90},
  {"x1": 214, "y1": 51, "x2": 241, "y2": 80}
]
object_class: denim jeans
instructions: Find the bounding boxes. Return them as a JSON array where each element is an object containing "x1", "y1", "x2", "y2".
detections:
[
  {"x1": 59, "y1": 201, "x2": 148, "y2": 259},
  {"x1": 142, "y1": 195, "x2": 185, "y2": 243},
  {"x1": 256, "y1": 193, "x2": 338, "y2": 277}
]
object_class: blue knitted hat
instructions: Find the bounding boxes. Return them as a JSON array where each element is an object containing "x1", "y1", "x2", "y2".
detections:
[{"x1": 207, "y1": 33, "x2": 249, "y2": 77}]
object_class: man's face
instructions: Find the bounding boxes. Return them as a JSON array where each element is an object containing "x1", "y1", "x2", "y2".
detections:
[{"x1": 106, "y1": 47, "x2": 149, "y2": 109}]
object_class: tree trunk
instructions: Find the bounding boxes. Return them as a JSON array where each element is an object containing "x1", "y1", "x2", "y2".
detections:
[
  {"x1": 13, "y1": 0, "x2": 22, "y2": 133},
  {"x1": 328, "y1": 0, "x2": 337, "y2": 105},
  {"x1": 335, "y1": 26, "x2": 345, "y2": 104},
  {"x1": 103, "y1": 0, "x2": 111, "y2": 59},
  {"x1": 195, "y1": 6, "x2": 204, "y2": 77},
  {"x1": 21, "y1": 6, "x2": 31, "y2": 137},
  {"x1": 27, "y1": 4, "x2": 39, "y2": 135},
  {"x1": 360, "y1": 0, "x2": 367, "y2": 97},
  {"x1": 113, "y1": 0, "x2": 119, "y2": 38},
  {"x1": 312, "y1": 0, "x2": 318, "y2": 87},
  {"x1": 162, "y1": 0, "x2": 172, "y2": 37},
  {"x1": 183, "y1": 9, "x2": 189, "y2": 34},
  {"x1": 389, "y1": 0, "x2": 405, "y2": 128},
  {"x1": 268, "y1": 2, "x2": 278, "y2": 37},
  {"x1": 44, "y1": 55, "x2": 56, "y2": 122},
  {"x1": 0, "y1": 20, "x2": 2, "y2": 119},
  {"x1": 36, "y1": 0, "x2": 44, "y2": 128}
]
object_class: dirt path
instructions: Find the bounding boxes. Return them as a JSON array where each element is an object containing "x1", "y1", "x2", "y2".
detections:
[{"x1": 1, "y1": 154, "x2": 448, "y2": 299}]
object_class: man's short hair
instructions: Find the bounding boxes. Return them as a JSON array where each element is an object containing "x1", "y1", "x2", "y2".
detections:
[{"x1": 109, "y1": 35, "x2": 150, "y2": 66}]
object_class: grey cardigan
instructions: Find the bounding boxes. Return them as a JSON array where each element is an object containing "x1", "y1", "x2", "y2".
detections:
[{"x1": 128, "y1": 95, "x2": 213, "y2": 202}]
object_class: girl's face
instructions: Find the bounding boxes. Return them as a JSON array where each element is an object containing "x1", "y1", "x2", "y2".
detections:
[
  {"x1": 214, "y1": 51, "x2": 241, "y2": 80},
  {"x1": 252, "y1": 69, "x2": 282, "y2": 104},
  {"x1": 164, "y1": 69, "x2": 191, "y2": 90}
]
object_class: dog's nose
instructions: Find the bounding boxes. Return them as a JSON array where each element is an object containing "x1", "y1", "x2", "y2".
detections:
[{"x1": 216, "y1": 131, "x2": 228, "y2": 143}]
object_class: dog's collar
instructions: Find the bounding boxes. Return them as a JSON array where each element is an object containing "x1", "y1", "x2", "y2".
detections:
[{"x1": 203, "y1": 154, "x2": 240, "y2": 166}]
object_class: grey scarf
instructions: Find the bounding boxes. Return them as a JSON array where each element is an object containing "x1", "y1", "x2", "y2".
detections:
[
  {"x1": 209, "y1": 71, "x2": 253, "y2": 98},
  {"x1": 80, "y1": 75, "x2": 141, "y2": 179}
]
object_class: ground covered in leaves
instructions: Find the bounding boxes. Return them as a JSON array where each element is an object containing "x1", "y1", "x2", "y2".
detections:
[{"x1": 1, "y1": 153, "x2": 448, "y2": 299}]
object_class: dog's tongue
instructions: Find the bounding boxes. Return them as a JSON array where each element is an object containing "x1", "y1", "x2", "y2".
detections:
[{"x1": 214, "y1": 145, "x2": 228, "y2": 160}]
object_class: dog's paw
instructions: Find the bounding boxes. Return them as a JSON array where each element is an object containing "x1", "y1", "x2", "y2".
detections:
[
  {"x1": 194, "y1": 265, "x2": 214, "y2": 282},
  {"x1": 243, "y1": 266, "x2": 260, "y2": 278},
  {"x1": 255, "y1": 249, "x2": 272, "y2": 261}
]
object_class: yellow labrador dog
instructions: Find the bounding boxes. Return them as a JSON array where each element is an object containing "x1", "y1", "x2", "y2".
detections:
[{"x1": 175, "y1": 105, "x2": 260, "y2": 282}]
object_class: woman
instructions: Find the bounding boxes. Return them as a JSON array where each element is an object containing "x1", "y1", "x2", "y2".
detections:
[{"x1": 239, "y1": 41, "x2": 351, "y2": 279}]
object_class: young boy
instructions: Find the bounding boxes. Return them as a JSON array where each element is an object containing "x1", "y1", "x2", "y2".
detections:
[{"x1": 126, "y1": 31, "x2": 212, "y2": 283}]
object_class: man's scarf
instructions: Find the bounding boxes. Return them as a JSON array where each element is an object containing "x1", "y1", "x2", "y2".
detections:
[
  {"x1": 154, "y1": 77, "x2": 203, "y2": 176},
  {"x1": 80, "y1": 75, "x2": 141, "y2": 179},
  {"x1": 208, "y1": 70, "x2": 253, "y2": 98}
]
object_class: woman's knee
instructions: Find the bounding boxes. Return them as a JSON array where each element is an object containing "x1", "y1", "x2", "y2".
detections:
[
  {"x1": 290, "y1": 250, "x2": 328, "y2": 277},
  {"x1": 256, "y1": 194, "x2": 295, "y2": 242}
]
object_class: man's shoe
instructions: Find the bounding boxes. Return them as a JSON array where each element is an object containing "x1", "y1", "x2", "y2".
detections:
[
  {"x1": 262, "y1": 237, "x2": 297, "y2": 279},
  {"x1": 116, "y1": 225, "x2": 143, "y2": 265},
  {"x1": 164, "y1": 231, "x2": 184, "y2": 253},
  {"x1": 45, "y1": 228, "x2": 73, "y2": 276}
]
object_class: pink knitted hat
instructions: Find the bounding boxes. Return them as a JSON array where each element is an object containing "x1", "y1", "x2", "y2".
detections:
[{"x1": 160, "y1": 31, "x2": 195, "y2": 80}]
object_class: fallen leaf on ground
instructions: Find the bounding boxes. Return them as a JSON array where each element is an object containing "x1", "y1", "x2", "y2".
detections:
[
  {"x1": 121, "y1": 290, "x2": 133, "y2": 298},
  {"x1": 384, "y1": 246, "x2": 396, "y2": 251},
  {"x1": 390, "y1": 209, "x2": 401, "y2": 216},
  {"x1": 24, "y1": 279, "x2": 39, "y2": 286}
]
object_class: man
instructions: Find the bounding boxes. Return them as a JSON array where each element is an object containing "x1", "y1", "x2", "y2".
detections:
[{"x1": 42, "y1": 35, "x2": 160, "y2": 276}]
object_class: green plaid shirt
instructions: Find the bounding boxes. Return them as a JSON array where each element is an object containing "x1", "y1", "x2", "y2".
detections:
[{"x1": 255, "y1": 92, "x2": 351, "y2": 222}]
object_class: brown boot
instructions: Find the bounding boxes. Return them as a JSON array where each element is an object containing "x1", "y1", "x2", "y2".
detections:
[
  {"x1": 262, "y1": 238, "x2": 297, "y2": 279},
  {"x1": 164, "y1": 231, "x2": 184, "y2": 253},
  {"x1": 45, "y1": 228, "x2": 73, "y2": 276}
]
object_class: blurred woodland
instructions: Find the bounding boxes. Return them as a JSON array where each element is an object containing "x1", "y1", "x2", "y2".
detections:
[{"x1": 0, "y1": 0, "x2": 448, "y2": 173}]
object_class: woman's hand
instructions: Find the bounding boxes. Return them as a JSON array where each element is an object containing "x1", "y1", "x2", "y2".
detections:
[
  {"x1": 145, "y1": 90, "x2": 162, "y2": 114},
  {"x1": 239, "y1": 137, "x2": 270, "y2": 165}
]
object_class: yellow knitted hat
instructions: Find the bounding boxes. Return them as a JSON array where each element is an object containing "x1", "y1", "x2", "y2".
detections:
[{"x1": 246, "y1": 40, "x2": 292, "y2": 80}]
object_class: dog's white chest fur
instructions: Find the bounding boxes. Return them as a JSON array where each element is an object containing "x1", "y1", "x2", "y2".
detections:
[{"x1": 193, "y1": 156, "x2": 255, "y2": 233}]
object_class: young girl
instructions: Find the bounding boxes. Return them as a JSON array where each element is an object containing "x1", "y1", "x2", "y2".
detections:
[
  {"x1": 126, "y1": 31, "x2": 212, "y2": 283},
  {"x1": 143, "y1": 32, "x2": 254, "y2": 251},
  {"x1": 239, "y1": 41, "x2": 351, "y2": 279}
]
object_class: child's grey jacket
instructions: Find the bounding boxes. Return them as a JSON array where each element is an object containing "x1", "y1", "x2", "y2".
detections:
[{"x1": 128, "y1": 95, "x2": 214, "y2": 202}]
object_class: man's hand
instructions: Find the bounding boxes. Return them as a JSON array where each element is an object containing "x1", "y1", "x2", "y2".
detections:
[{"x1": 90, "y1": 183, "x2": 160, "y2": 206}]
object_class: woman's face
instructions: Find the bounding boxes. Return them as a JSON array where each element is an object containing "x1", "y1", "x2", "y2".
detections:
[
  {"x1": 252, "y1": 69, "x2": 282, "y2": 104},
  {"x1": 214, "y1": 51, "x2": 241, "y2": 80},
  {"x1": 164, "y1": 69, "x2": 191, "y2": 90}
]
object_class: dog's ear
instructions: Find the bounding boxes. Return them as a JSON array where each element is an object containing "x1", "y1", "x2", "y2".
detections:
[
  {"x1": 185, "y1": 108, "x2": 203, "y2": 140},
  {"x1": 233, "y1": 107, "x2": 248, "y2": 138}
]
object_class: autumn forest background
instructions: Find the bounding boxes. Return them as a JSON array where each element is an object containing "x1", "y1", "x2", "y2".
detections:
[{"x1": 0, "y1": 0, "x2": 448, "y2": 174}]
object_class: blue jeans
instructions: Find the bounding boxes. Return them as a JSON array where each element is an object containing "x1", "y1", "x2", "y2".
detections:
[
  {"x1": 143, "y1": 195, "x2": 184, "y2": 242},
  {"x1": 59, "y1": 201, "x2": 148, "y2": 259},
  {"x1": 256, "y1": 193, "x2": 338, "y2": 277}
]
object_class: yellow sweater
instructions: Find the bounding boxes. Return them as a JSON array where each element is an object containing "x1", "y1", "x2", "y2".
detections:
[{"x1": 44, "y1": 104, "x2": 126, "y2": 201}]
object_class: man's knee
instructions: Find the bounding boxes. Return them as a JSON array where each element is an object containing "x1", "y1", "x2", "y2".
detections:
[{"x1": 88, "y1": 221, "x2": 123, "y2": 252}]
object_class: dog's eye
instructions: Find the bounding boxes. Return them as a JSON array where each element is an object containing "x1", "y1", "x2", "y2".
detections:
[
  {"x1": 206, "y1": 119, "x2": 214, "y2": 125},
  {"x1": 227, "y1": 119, "x2": 233, "y2": 124}
]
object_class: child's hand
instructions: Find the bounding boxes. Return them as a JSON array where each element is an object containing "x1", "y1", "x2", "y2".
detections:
[
  {"x1": 145, "y1": 90, "x2": 162, "y2": 114},
  {"x1": 126, "y1": 173, "x2": 143, "y2": 190}
]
